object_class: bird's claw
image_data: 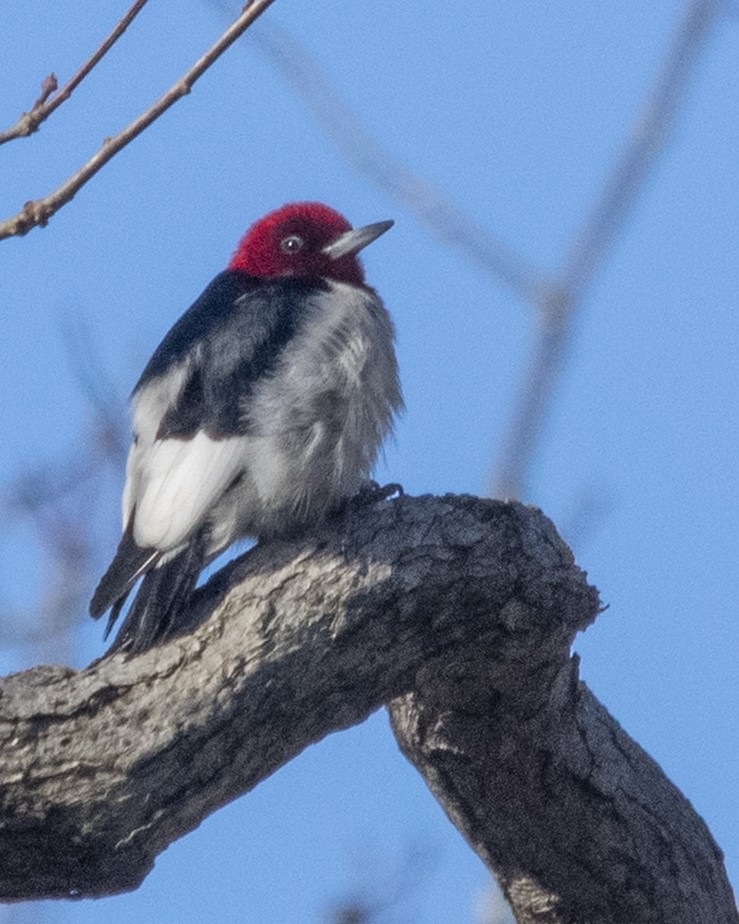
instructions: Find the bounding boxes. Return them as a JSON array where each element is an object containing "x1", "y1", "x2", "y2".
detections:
[{"x1": 348, "y1": 480, "x2": 404, "y2": 511}]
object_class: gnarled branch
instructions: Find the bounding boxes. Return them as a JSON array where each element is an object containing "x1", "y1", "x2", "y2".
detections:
[{"x1": 0, "y1": 495, "x2": 734, "y2": 923}]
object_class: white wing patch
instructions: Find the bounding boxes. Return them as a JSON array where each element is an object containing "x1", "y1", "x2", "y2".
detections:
[
  {"x1": 121, "y1": 366, "x2": 245, "y2": 552},
  {"x1": 122, "y1": 363, "x2": 190, "y2": 531},
  {"x1": 130, "y1": 431, "x2": 246, "y2": 550}
]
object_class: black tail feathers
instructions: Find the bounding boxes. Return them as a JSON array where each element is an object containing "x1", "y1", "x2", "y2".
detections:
[
  {"x1": 92, "y1": 527, "x2": 207, "y2": 655},
  {"x1": 90, "y1": 524, "x2": 159, "y2": 621}
]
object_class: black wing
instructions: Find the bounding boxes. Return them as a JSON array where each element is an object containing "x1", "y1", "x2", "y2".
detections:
[
  {"x1": 89, "y1": 273, "x2": 328, "y2": 641},
  {"x1": 136, "y1": 272, "x2": 328, "y2": 440}
]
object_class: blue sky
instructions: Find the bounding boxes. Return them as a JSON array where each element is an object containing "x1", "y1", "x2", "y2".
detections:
[{"x1": 1, "y1": 2, "x2": 737, "y2": 921}]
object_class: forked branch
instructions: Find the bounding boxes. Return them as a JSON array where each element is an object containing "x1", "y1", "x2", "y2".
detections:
[{"x1": 0, "y1": 496, "x2": 734, "y2": 923}]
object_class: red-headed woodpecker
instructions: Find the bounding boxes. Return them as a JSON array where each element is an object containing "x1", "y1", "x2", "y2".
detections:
[{"x1": 90, "y1": 202, "x2": 402, "y2": 653}]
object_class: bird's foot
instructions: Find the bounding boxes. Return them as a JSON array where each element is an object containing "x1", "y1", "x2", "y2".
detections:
[{"x1": 348, "y1": 480, "x2": 404, "y2": 511}]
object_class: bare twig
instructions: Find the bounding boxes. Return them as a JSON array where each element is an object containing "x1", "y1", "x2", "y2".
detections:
[
  {"x1": 491, "y1": 0, "x2": 721, "y2": 499},
  {"x1": 0, "y1": 0, "x2": 278, "y2": 240},
  {"x1": 0, "y1": 0, "x2": 151, "y2": 146},
  {"x1": 32, "y1": 74, "x2": 59, "y2": 109}
]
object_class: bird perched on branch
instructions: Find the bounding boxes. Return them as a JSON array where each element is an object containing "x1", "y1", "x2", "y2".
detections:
[{"x1": 90, "y1": 202, "x2": 402, "y2": 654}]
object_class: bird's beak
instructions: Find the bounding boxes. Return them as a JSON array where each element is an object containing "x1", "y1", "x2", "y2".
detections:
[{"x1": 322, "y1": 220, "x2": 394, "y2": 261}]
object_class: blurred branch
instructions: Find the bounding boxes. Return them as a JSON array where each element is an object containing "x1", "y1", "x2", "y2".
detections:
[
  {"x1": 251, "y1": 21, "x2": 543, "y2": 304},
  {"x1": 558, "y1": 481, "x2": 617, "y2": 553},
  {"x1": 1, "y1": 423, "x2": 120, "y2": 659},
  {"x1": 328, "y1": 841, "x2": 435, "y2": 924},
  {"x1": 0, "y1": 0, "x2": 150, "y2": 146},
  {"x1": 559, "y1": 0, "x2": 721, "y2": 299},
  {"x1": 1, "y1": 459, "x2": 97, "y2": 661},
  {"x1": 492, "y1": 0, "x2": 721, "y2": 498},
  {"x1": 0, "y1": 0, "x2": 278, "y2": 241},
  {"x1": 237, "y1": 1, "x2": 721, "y2": 500},
  {"x1": 0, "y1": 319, "x2": 127, "y2": 659},
  {"x1": 59, "y1": 315, "x2": 129, "y2": 461}
]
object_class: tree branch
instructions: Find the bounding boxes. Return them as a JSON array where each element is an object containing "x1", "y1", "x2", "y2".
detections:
[
  {"x1": 0, "y1": 496, "x2": 733, "y2": 923},
  {"x1": 0, "y1": 0, "x2": 150, "y2": 146},
  {"x1": 390, "y1": 645, "x2": 736, "y2": 924},
  {"x1": 0, "y1": 0, "x2": 278, "y2": 241},
  {"x1": 491, "y1": 0, "x2": 722, "y2": 499}
]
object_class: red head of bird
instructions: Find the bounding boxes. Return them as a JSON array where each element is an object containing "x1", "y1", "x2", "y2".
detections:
[{"x1": 228, "y1": 202, "x2": 393, "y2": 286}]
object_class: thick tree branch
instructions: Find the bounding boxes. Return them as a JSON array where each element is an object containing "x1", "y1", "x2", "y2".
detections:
[
  {"x1": 390, "y1": 641, "x2": 736, "y2": 924},
  {"x1": 0, "y1": 496, "x2": 734, "y2": 923},
  {"x1": 0, "y1": 0, "x2": 277, "y2": 241}
]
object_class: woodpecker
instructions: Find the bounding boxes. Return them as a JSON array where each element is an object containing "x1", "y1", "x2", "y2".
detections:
[{"x1": 90, "y1": 202, "x2": 402, "y2": 654}]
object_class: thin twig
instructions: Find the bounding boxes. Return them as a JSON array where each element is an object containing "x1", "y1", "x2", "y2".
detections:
[
  {"x1": 491, "y1": 0, "x2": 721, "y2": 498},
  {"x1": 0, "y1": 0, "x2": 151, "y2": 146},
  {"x1": 0, "y1": 0, "x2": 278, "y2": 240}
]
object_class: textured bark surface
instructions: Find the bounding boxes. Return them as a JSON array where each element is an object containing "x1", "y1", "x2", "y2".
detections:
[
  {"x1": 390, "y1": 654, "x2": 737, "y2": 924},
  {"x1": 0, "y1": 494, "x2": 735, "y2": 922}
]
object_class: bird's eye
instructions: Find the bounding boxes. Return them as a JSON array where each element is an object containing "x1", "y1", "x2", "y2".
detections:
[{"x1": 280, "y1": 234, "x2": 304, "y2": 254}]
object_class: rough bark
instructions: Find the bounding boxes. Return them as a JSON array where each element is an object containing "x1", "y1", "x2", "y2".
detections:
[
  {"x1": 0, "y1": 495, "x2": 734, "y2": 922},
  {"x1": 389, "y1": 648, "x2": 736, "y2": 924}
]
